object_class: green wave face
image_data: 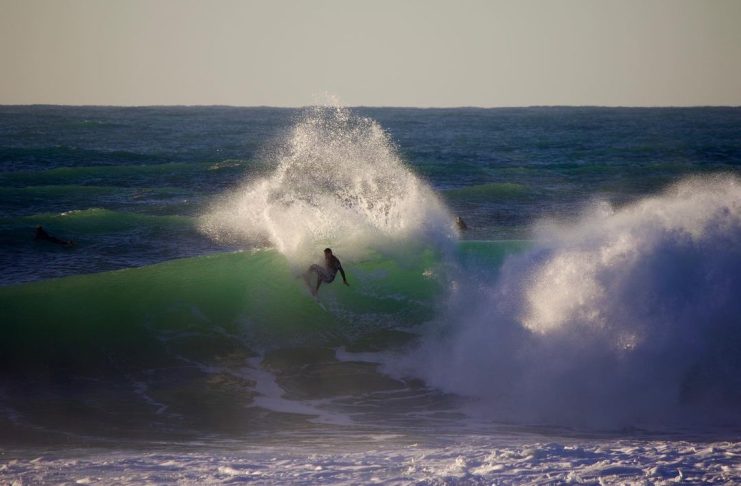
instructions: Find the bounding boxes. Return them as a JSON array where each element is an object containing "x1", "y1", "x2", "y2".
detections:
[
  {"x1": 0, "y1": 245, "x2": 459, "y2": 440},
  {"x1": 22, "y1": 208, "x2": 194, "y2": 234},
  {"x1": 443, "y1": 182, "x2": 531, "y2": 202},
  {"x1": 0, "y1": 208, "x2": 195, "y2": 245},
  {"x1": 0, "y1": 247, "x2": 448, "y2": 372}
]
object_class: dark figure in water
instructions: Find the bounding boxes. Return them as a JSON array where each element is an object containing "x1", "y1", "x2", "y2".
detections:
[
  {"x1": 305, "y1": 248, "x2": 349, "y2": 296},
  {"x1": 455, "y1": 216, "x2": 468, "y2": 231},
  {"x1": 34, "y1": 225, "x2": 74, "y2": 247}
]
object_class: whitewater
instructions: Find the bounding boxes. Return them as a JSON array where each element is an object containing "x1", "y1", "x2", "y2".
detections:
[{"x1": 1, "y1": 105, "x2": 740, "y2": 484}]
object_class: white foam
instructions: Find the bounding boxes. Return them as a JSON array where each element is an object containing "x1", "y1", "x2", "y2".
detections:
[
  {"x1": 242, "y1": 357, "x2": 353, "y2": 425},
  {"x1": 392, "y1": 175, "x2": 741, "y2": 428},
  {"x1": 199, "y1": 105, "x2": 456, "y2": 265},
  {"x1": 3, "y1": 438, "x2": 739, "y2": 484}
]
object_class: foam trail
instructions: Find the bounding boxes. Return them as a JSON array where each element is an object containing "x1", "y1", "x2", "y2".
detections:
[
  {"x1": 199, "y1": 105, "x2": 456, "y2": 263},
  {"x1": 392, "y1": 175, "x2": 741, "y2": 428}
]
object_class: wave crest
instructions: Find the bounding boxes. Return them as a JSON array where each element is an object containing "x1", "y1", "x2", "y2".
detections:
[
  {"x1": 199, "y1": 106, "x2": 455, "y2": 261},
  {"x1": 395, "y1": 175, "x2": 741, "y2": 428}
]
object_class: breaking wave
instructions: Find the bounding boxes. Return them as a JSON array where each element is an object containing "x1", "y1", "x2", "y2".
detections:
[
  {"x1": 390, "y1": 176, "x2": 741, "y2": 428},
  {"x1": 199, "y1": 105, "x2": 456, "y2": 263}
]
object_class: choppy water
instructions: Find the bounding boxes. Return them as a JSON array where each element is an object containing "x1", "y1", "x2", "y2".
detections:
[{"x1": 1, "y1": 105, "x2": 740, "y2": 483}]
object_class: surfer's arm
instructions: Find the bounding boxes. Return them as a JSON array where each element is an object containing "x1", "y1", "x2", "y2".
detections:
[{"x1": 338, "y1": 265, "x2": 349, "y2": 286}]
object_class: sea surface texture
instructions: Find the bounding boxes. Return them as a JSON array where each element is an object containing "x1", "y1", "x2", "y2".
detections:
[{"x1": 1, "y1": 105, "x2": 740, "y2": 484}]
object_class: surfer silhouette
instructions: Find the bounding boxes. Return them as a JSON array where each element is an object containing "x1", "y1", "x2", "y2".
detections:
[
  {"x1": 455, "y1": 216, "x2": 468, "y2": 231},
  {"x1": 34, "y1": 225, "x2": 74, "y2": 247},
  {"x1": 304, "y1": 248, "x2": 349, "y2": 296}
]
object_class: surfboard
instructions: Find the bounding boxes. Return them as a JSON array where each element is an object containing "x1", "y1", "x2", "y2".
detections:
[
  {"x1": 302, "y1": 272, "x2": 316, "y2": 296},
  {"x1": 301, "y1": 272, "x2": 327, "y2": 310}
]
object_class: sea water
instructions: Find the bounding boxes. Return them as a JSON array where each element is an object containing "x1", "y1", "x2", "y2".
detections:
[{"x1": 1, "y1": 105, "x2": 740, "y2": 483}]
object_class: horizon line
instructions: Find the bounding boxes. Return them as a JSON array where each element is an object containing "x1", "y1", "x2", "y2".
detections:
[{"x1": 2, "y1": 103, "x2": 741, "y2": 110}]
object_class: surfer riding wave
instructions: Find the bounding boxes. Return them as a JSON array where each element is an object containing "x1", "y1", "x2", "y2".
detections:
[{"x1": 304, "y1": 248, "x2": 349, "y2": 296}]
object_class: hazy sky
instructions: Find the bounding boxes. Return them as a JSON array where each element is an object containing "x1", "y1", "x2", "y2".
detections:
[{"x1": 2, "y1": 0, "x2": 740, "y2": 106}]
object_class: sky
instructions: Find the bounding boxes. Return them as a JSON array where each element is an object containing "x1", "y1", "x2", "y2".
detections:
[{"x1": 1, "y1": 0, "x2": 740, "y2": 107}]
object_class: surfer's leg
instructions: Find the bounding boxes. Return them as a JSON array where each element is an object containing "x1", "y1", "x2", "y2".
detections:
[
  {"x1": 305, "y1": 265, "x2": 322, "y2": 295},
  {"x1": 304, "y1": 265, "x2": 318, "y2": 282},
  {"x1": 307, "y1": 265, "x2": 332, "y2": 296}
]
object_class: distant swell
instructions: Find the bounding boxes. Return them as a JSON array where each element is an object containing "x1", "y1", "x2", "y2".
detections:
[{"x1": 392, "y1": 175, "x2": 741, "y2": 428}]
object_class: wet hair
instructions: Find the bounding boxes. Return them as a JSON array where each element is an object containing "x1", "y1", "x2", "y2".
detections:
[{"x1": 324, "y1": 248, "x2": 332, "y2": 253}]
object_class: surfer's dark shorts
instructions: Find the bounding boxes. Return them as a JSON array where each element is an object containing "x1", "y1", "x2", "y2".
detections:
[{"x1": 310, "y1": 264, "x2": 336, "y2": 283}]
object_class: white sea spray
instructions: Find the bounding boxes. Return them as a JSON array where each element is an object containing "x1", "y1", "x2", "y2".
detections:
[
  {"x1": 391, "y1": 175, "x2": 741, "y2": 427},
  {"x1": 199, "y1": 104, "x2": 456, "y2": 266}
]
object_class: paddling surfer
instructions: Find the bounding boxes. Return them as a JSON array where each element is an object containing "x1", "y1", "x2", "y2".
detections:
[
  {"x1": 305, "y1": 248, "x2": 349, "y2": 296},
  {"x1": 34, "y1": 225, "x2": 74, "y2": 247}
]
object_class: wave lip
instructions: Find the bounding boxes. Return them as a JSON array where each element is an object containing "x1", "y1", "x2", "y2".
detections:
[
  {"x1": 523, "y1": 175, "x2": 740, "y2": 336},
  {"x1": 395, "y1": 175, "x2": 741, "y2": 429},
  {"x1": 199, "y1": 105, "x2": 456, "y2": 262}
]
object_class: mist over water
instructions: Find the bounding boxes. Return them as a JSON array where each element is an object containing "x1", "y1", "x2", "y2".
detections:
[
  {"x1": 391, "y1": 176, "x2": 741, "y2": 428},
  {"x1": 199, "y1": 105, "x2": 456, "y2": 264}
]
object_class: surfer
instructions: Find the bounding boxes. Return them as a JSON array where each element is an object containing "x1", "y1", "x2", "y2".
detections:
[
  {"x1": 455, "y1": 216, "x2": 468, "y2": 231},
  {"x1": 304, "y1": 248, "x2": 349, "y2": 296},
  {"x1": 34, "y1": 225, "x2": 74, "y2": 247}
]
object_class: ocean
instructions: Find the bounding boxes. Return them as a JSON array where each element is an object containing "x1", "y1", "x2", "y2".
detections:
[{"x1": 1, "y1": 105, "x2": 740, "y2": 483}]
